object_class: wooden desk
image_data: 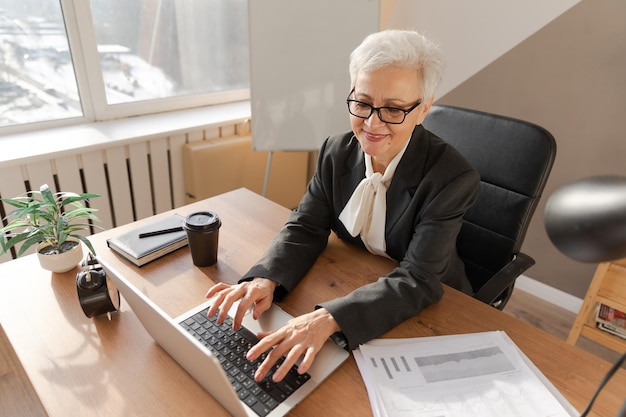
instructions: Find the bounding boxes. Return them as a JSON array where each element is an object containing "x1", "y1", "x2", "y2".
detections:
[{"x1": 0, "y1": 188, "x2": 624, "y2": 417}]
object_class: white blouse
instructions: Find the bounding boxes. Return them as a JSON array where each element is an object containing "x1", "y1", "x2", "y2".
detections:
[{"x1": 338, "y1": 138, "x2": 411, "y2": 258}]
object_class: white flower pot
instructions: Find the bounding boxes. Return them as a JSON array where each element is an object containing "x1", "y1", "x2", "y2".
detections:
[{"x1": 36, "y1": 239, "x2": 84, "y2": 273}]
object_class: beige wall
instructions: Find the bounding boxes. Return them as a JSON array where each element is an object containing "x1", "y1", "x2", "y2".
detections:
[{"x1": 438, "y1": 0, "x2": 626, "y2": 298}]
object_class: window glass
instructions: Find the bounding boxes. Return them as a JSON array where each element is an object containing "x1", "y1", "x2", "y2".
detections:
[
  {"x1": 0, "y1": 0, "x2": 82, "y2": 127},
  {"x1": 89, "y1": 0, "x2": 250, "y2": 105}
]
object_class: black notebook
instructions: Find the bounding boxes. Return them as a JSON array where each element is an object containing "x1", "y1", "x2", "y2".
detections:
[{"x1": 107, "y1": 214, "x2": 188, "y2": 266}]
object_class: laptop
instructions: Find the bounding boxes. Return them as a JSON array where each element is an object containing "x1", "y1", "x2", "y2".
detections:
[{"x1": 100, "y1": 258, "x2": 349, "y2": 417}]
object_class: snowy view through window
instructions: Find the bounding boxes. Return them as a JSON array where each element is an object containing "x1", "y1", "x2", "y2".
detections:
[{"x1": 0, "y1": 3, "x2": 82, "y2": 126}]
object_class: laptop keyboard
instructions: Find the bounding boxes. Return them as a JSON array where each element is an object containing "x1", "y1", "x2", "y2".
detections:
[{"x1": 180, "y1": 307, "x2": 310, "y2": 417}]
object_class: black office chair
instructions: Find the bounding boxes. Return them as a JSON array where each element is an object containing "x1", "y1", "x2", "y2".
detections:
[{"x1": 422, "y1": 105, "x2": 557, "y2": 309}]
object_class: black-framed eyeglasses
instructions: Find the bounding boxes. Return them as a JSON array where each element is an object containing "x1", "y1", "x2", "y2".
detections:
[{"x1": 346, "y1": 91, "x2": 422, "y2": 124}]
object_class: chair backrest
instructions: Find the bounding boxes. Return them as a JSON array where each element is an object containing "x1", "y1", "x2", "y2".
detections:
[{"x1": 422, "y1": 105, "x2": 556, "y2": 295}]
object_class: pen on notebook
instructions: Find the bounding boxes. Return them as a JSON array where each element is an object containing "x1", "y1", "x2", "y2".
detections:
[{"x1": 138, "y1": 226, "x2": 184, "y2": 238}]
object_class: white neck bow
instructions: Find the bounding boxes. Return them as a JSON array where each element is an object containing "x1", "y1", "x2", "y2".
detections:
[{"x1": 339, "y1": 138, "x2": 410, "y2": 257}]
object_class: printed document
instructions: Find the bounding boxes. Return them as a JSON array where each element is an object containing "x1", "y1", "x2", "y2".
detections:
[{"x1": 354, "y1": 331, "x2": 577, "y2": 417}]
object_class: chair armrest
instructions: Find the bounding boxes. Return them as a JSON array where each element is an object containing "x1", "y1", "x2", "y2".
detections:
[{"x1": 473, "y1": 252, "x2": 535, "y2": 308}]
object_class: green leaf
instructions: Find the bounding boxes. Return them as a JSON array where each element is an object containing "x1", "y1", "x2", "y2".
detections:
[
  {"x1": 61, "y1": 193, "x2": 101, "y2": 207},
  {"x1": 0, "y1": 220, "x2": 31, "y2": 234},
  {"x1": 0, "y1": 198, "x2": 29, "y2": 210},
  {"x1": 15, "y1": 234, "x2": 44, "y2": 257},
  {"x1": 1, "y1": 231, "x2": 30, "y2": 251},
  {"x1": 40, "y1": 184, "x2": 55, "y2": 204},
  {"x1": 74, "y1": 235, "x2": 97, "y2": 256}
]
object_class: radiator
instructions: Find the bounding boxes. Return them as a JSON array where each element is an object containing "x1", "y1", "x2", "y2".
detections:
[{"x1": 183, "y1": 136, "x2": 309, "y2": 209}]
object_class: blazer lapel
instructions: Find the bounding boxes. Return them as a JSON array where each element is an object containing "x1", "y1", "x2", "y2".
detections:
[
  {"x1": 339, "y1": 138, "x2": 365, "y2": 209},
  {"x1": 385, "y1": 126, "x2": 427, "y2": 234}
]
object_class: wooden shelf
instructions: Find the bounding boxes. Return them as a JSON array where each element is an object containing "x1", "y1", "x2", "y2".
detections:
[{"x1": 567, "y1": 259, "x2": 626, "y2": 353}]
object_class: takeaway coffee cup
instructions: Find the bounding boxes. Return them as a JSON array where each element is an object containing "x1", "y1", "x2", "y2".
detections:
[{"x1": 183, "y1": 211, "x2": 221, "y2": 266}]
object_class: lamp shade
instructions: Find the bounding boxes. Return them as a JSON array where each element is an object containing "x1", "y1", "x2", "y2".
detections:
[{"x1": 544, "y1": 175, "x2": 626, "y2": 263}]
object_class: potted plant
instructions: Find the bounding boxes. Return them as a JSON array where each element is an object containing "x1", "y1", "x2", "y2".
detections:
[{"x1": 0, "y1": 184, "x2": 102, "y2": 273}]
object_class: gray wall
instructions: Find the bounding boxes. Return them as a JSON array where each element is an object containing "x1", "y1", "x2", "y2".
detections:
[{"x1": 438, "y1": 0, "x2": 626, "y2": 298}]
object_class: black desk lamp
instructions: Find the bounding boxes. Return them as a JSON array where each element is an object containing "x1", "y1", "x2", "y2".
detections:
[{"x1": 544, "y1": 175, "x2": 626, "y2": 417}]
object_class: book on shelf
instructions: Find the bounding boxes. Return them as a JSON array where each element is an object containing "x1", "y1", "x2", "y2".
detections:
[
  {"x1": 595, "y1": 303, "x2": 626, "y2": 340},
  {"x1": 106, "y1": 214, "x2": 188, "y2": 267}
]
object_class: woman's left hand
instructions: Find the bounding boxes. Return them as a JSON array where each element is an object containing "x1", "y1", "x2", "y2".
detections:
[{"x1": 246, "y1": 308, "x2": 341, "y2": 382}]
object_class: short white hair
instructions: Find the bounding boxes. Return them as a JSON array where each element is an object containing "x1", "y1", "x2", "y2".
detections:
[{"x1": 349, "y1": 30, "x2": 446, "y2": 101}]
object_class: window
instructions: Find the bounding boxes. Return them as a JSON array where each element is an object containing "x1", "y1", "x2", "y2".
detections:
[
  {"x1": 0, "y1": 1, "x2": 81, "y2": 126},
  {"x1": 0, "y1": 0, "x2": 249, "y2": 131}
]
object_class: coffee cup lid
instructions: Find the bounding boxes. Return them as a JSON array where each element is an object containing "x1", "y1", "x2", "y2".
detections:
[{"x1": 185, "y1": 211, "x2": 221, "y2": 231}]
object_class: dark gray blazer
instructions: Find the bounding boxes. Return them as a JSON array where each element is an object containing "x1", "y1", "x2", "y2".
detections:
[{"x1": 242, "y1": 125, "x2": 480, "y2": 350}]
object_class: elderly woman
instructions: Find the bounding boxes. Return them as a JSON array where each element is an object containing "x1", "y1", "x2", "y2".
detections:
[{"x1": 206, "y1": 29, "x2": 480, "y2": 383}]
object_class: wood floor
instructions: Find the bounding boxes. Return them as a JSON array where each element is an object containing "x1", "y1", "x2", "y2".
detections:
[{"x1": 1, "y1": 288, "x2": 623, "y2": 416}]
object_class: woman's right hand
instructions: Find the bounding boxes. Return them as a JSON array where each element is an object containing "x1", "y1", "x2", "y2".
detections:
[{"x1": 205, "y1": 277, "x2": 278, "y2": 330}]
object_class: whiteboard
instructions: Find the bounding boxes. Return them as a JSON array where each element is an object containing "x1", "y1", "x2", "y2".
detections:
[{"x1": 248, "y1": 0, "x2": 380, "y2": 151}]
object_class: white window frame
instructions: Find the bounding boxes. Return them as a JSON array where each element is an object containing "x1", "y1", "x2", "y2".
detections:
[{"x1": 0, "y1": 0, "x2": 250, "y2": 136}]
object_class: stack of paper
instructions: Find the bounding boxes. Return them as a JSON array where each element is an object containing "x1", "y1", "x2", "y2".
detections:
[{"x1": 354, "y1": 331, "x2": 577, "y2": 417}]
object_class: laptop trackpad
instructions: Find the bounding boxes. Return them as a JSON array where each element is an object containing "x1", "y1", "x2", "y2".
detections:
[{"x1": 238, "y1": 303, "x2": 293, "y2": 335}]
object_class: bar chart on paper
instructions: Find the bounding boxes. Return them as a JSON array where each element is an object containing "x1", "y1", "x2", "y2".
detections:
[
  {"x1": 370, "y1": 345, "x2": 516, "y2": 383},
  {"x1": 354, "y1": 331, "x2": 578, "y2": 417}
]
